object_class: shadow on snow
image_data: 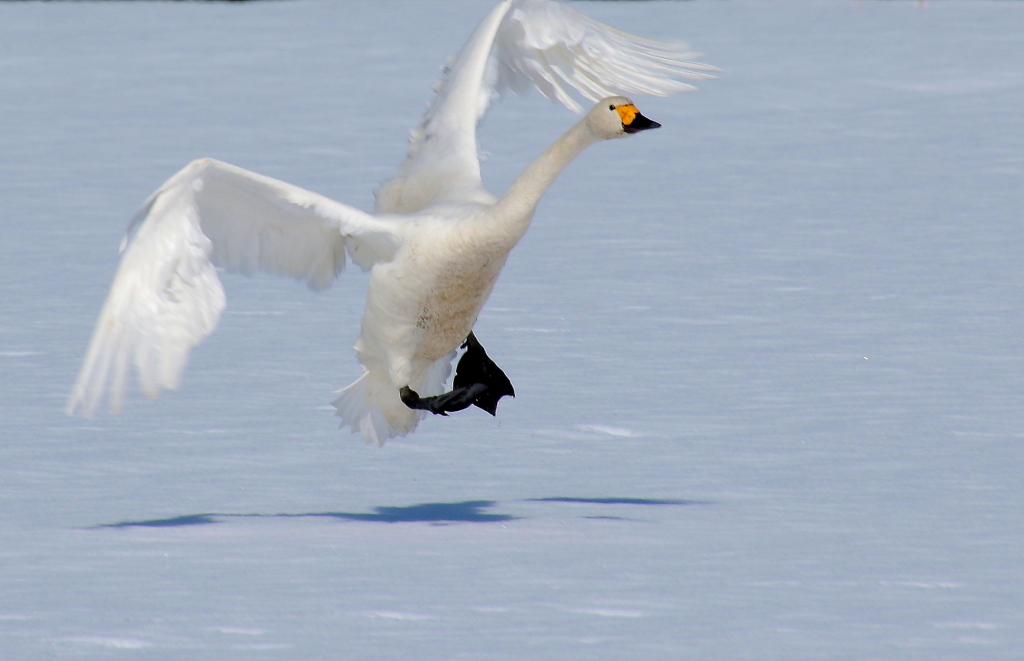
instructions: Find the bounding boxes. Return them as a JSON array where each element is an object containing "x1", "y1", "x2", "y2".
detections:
[
  {"x1": 94, "y1": 497, "x2": 708, "y2": 529},
  {"x1": 96, "y1": 501, "x2": 514, "y2": 528}
]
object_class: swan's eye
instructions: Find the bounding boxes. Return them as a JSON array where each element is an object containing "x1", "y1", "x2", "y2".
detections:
[{"x1": 608, "y1": 104, "x2": 616, "y2": 110}]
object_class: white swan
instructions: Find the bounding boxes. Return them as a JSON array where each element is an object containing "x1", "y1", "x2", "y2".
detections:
[{"x1": 67, "y1": 0, "x2": 714, "y2": 445}]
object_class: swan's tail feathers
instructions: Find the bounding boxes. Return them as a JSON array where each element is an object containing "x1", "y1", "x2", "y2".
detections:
[{"x1": 332, "y1": 370, "x2": 423, "y2": 447}]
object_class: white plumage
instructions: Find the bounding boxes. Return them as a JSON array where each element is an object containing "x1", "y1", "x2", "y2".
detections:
[{"x1": 67, "y1": 0, "x2": 714, "y2": 445}]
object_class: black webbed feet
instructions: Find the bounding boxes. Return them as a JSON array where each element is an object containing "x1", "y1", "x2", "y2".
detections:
[
  {"x1": 453, "y1": 332, "x2": 515, "y2": 415},
  {"x1": 399, "y1": 331, "x2": 515, "y2": 417}
]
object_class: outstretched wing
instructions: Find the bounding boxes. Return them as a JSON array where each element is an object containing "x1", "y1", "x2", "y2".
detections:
[
  {"x1": 67, "y1": 158, "x2": 398, "y2": 417},
  {"x1": 374, "y1": 0, "x2": 716, "y2": 214},
  {"x1": 494, "y1": 0, "x2": 718, "y2": 112}
]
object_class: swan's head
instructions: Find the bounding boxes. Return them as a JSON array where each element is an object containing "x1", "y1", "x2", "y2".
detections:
[{"x1": 588, "y1": 96, "x2": 661, "y2": 139}]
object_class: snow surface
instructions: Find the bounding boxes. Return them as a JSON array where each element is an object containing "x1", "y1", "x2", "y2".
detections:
[{"x1": 2, "y1": 0, "x2": 1023, "y2": 659}]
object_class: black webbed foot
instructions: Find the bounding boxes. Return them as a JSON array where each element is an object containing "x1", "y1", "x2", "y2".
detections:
[
  {"x1": 453, "y1": 332, "x2": 515, "y2": 415},
  {"x1": 399, "y1": 331, "x2": 515, "y2": 417}
]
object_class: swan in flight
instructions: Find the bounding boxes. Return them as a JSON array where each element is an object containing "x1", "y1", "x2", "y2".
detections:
[{"x1": 67, "y1": 0, "x2": 715, "y2": 445}]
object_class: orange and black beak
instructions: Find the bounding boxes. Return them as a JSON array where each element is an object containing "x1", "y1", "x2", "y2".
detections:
[{"x1": 616, "y1": 104, "x2": 661, "y2": 133}]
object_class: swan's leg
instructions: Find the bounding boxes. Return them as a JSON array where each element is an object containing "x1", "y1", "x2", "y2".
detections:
[
  {"x1": 400, "y1": 383, "x2": 488, "y2": 416},
  {"x1": 400, "y1": 332, "x2": 515, "y2": 416}
]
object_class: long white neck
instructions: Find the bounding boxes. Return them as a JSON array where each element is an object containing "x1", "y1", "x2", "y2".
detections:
[{"x1": 494, "y1": 117, "x2": 599, "y2": 240}]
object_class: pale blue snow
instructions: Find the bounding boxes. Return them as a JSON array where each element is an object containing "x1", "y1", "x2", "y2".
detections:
[{"x1": 1, "y1": 1, "x2": 1023, "y2": 659}]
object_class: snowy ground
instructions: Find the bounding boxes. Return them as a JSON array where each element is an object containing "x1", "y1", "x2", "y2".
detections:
[{"x1": 2, "y1": 0, "x2": 1023, "y2": 659}]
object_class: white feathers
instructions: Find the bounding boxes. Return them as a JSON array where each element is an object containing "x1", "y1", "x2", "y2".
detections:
[
  {"x1": 67, "y1": 159, "x2": 395, "y2": 417},
  {"x1": 70, "y1": 195, "x2": 225, "y2": 416},
  {"x1": 494, "y1": 0, "x2": 717, "y2": 112},
  {"x1": 375, "y1": 0, "x2": 715, "y2": 215},
  {"x1": 67, "y1": 1, "x2": 712, "y2": 444}
]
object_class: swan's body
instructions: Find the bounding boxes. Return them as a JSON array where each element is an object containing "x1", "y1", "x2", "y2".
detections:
[{"x1": 67, "y1": 0, "x2": 714, "y2": 445}]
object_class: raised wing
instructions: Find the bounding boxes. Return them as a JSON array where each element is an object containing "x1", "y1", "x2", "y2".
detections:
[
  {"x1": 67, "y1": 158, "x2": 398, "y2": 417},
  {"x1": 374, "y1": 0, "x2": 716, "y2": 214},
  {"x1": 494, "y1": 0, "x2": 718, "y2": 112}
]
